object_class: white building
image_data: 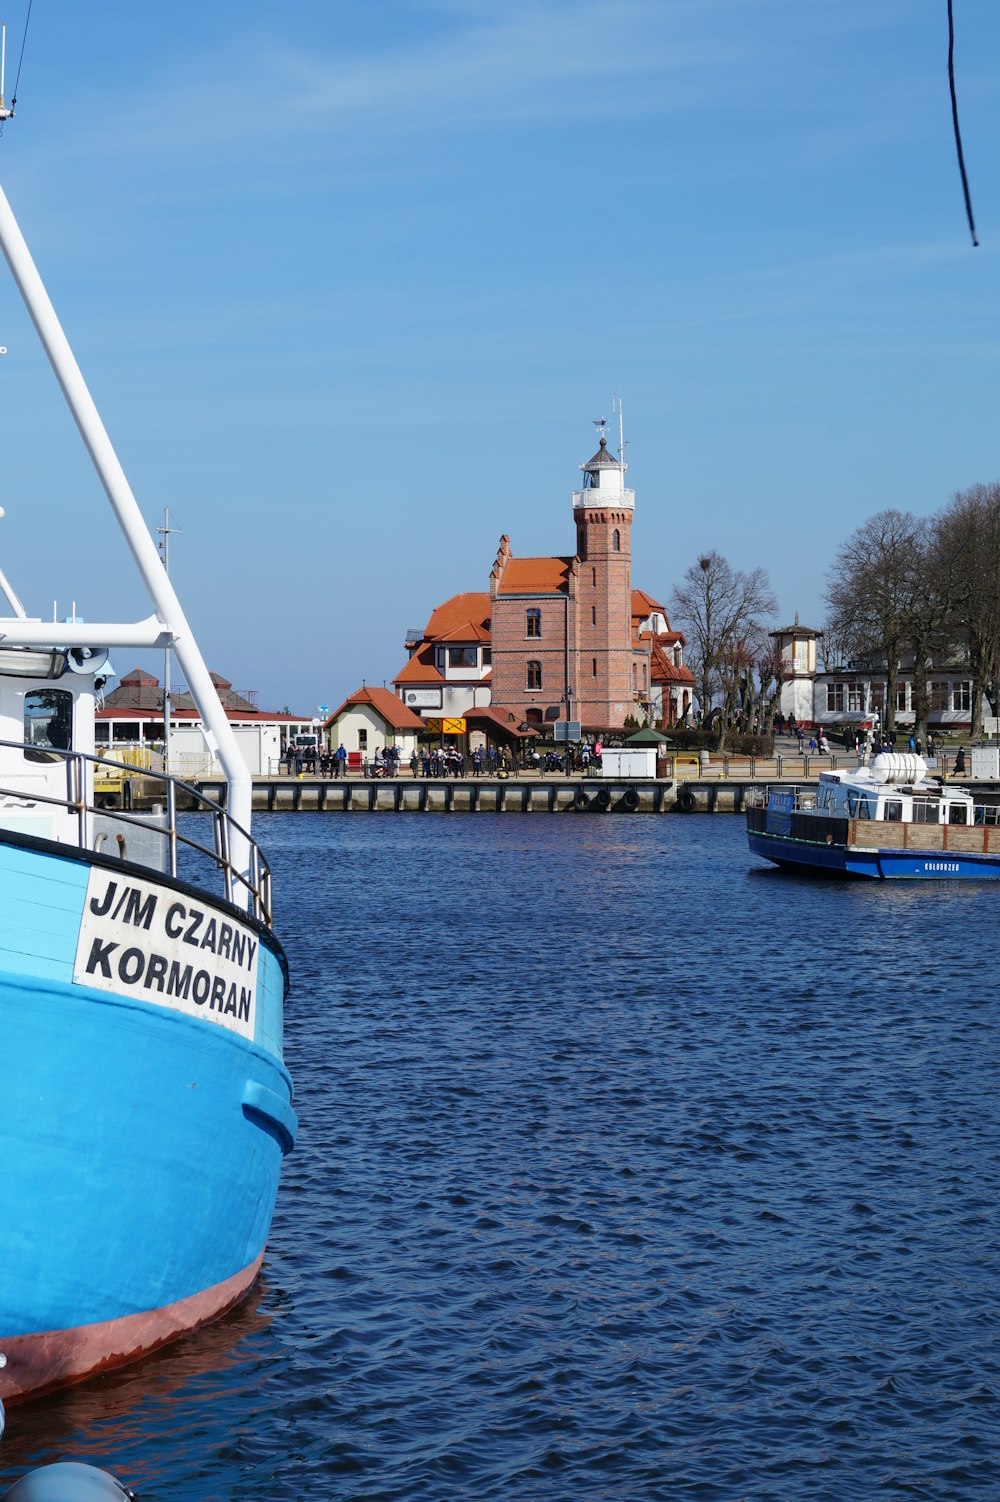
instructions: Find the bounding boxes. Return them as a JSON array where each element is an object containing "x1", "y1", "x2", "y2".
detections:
[
  {"x1": 97, "y1": 666, "x2": 314, "y2": 776},
  {"x1": 323, "y1": 685, "x2": 426, "y2": 768},
  {"x1": 771, "y1": 618, "x2": 822, "y2": 726}
]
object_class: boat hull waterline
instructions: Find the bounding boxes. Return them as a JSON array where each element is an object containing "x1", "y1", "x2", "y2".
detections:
[
  {"x1": 747, "y1": 827, "x2": 1000, "y2": 880},
  {"x1": 0, "y1": 835, "x2": 295, "y2": 1404}
]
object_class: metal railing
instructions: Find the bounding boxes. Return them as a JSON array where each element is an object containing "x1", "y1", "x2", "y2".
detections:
[
  {"x1": 745, "y1": 781, "x2": 999, "y2": 825},
  {"x1": 0, "y1": 739, "x2": 273, "y2": 927}
]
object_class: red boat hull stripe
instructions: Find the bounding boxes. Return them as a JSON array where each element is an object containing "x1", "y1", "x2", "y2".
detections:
[{"x1": 1, "y1": 1251, "x2": 265, "y2": 1403}]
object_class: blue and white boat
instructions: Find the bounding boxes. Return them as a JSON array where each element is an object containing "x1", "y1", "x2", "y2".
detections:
[
  {"x1": 747, "y1": 752, "x2": 1000, "y2": 879},
  {"x1": 0, "y1": 142, "x2": 295, "y2": 1401}
]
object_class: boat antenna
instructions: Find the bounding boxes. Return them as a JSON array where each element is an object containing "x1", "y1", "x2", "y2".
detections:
[
  {"x1": 0, "y1": 22, "x2": 12, "y2": 122},
  {"x1": 157, "y1": 506, "x2": 181, "y2": 776}
]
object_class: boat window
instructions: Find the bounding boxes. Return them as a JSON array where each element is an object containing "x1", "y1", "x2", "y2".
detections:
[
  {"x1": 23, "y1": 688, "x2": 73, "y2": 760},
  {"x1": 883, "y1": 800, "x2": 903, "y2": 822},
  {"x1": 846, "y1": 791, "x2": 859, "y2": 816},
  {"x1": 948, "y1": 803, "x2": 968, "y2": 825}
]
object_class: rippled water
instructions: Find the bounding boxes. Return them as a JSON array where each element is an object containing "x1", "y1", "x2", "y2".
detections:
[{"x1": 3, "y1": 814, "x2": 999, "y2": 1500}]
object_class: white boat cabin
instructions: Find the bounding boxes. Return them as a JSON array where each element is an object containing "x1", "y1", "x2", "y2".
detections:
[
  {"x1": 0, "y1": 645, "x2": 99, "y2": 844},
  {"x1": 812, "y1": 753, "x2": 975, "y2": 826}
]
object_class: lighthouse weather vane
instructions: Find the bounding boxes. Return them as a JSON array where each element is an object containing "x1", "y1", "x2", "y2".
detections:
[{"x1": 593, "y1": 416, "x2": 607, "y2": 443}]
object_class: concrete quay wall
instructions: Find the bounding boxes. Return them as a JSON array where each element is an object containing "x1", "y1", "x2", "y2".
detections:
[{"x1": 177, "y1": 777, "x2": 786, "y2": 815}]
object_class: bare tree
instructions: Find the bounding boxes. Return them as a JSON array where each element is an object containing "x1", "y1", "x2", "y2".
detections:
[
  {"x1": 669, "y1": 552, "x2": 776, "y2": 750},
  {"x1": 824, "y1": 510, "x2": 927, "y2": 735},
  {"x1": 937, "y1": 483, "x2": 1000, "y2": 732}
]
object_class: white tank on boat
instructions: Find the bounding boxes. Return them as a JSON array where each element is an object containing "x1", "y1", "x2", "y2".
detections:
[{"x1": 870, "y1": 752, "x2": 927, "y2": 785}]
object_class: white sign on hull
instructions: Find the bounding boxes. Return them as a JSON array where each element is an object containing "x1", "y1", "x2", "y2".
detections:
[{"x1": 73, "y1": 868, "x2": 258, "y2": 1039}]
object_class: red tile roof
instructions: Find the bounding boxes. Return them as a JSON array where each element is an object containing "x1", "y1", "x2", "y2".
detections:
[
  {"x1": 436, "y1": 622, "x2": 491, "y2": 644},
  {"x1": 632, "y1": 588, "x2": 667, "y2": 618},
  {"x1": 394, "y1": 644, "x2": 444, "y2": 686},
  {"x1": 424, "y1": 593, "x2": 491, "y2": 640},
  {"x1": 463, "y1": 706, "x2": 540, "y2": 738},
  {"x1": 324, "y1": 686, "x2": 425, "y2": 732},
  {"x1": 96, "y1": 706, "x2": 307, "y2": 723},
  {"x1": 99, "y1": 668, "x2": 294, "y2": 717},
  {"x1": 649, "y1": 635, "x2": 695, "y2": 685},
  {"x1": 496, "y1": 557, "x2": 572, "y2": 595}
]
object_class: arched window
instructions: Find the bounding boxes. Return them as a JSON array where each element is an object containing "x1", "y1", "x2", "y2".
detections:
[
  {"x1": 525, "y1": 707, "x2": 543, "y2": 726},
  {"x1": 526, "y1": 608, "x2": 541, "y2": 638},
  {"x1": 592, "y1": 658, "x2": 598, "y2": 678},
  {"x1": 612, "y1": 529, "x2": 621, "y2": 553},
  {"x1": 591, "y1": 605, "x2": 597, "y2": 625},
  {"x1": 527, "y1": 660, "x2": 542, "y2": 690},
  {"x1": 592, "y1": 567, "x2": 597, "y2": 586},
  {"x1": 632, "y1": 662, "x2": 638, "y2": 692}
]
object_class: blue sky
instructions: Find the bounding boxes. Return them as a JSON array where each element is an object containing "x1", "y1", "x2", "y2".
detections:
[{"x1": 0, "y1": 0, "x2": 997, "y2": 715}]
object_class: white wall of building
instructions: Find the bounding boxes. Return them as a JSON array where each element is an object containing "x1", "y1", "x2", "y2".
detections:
[{"x1": 330, "y1": 705, "x2": 421, "y2": 759}]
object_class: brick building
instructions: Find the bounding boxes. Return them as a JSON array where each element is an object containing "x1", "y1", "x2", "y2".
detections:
[{"x1": 396, "y1": 426, "x2": 693, "y2": 734}]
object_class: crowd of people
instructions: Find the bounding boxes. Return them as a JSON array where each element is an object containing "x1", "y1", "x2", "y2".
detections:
[
  {"x1": 284, "y1": 725, "x2": 969, "y2": 782},
  {"x1": 773, "y1": 714, "x2": 945, "y2": 763},
  {"x1": 280, "y1": 737, "x2": 606, "y2": 779}
]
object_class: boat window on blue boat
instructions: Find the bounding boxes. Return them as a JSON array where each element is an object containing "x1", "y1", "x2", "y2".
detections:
[
  {"x1": 948, "y1": 803, "x2": 968, "y2": 825},
  {"x1": 884, "y1": 800, "x2": 903, "y2": 822},
  {"x1": 23, "y1": 687, "x2": 73, "y2": 754}
]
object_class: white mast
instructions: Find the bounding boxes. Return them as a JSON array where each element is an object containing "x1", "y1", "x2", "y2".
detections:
[
  {"x1": 0, "y1": 181, "x2": 253, "y2": 859},
  {"x1": 0, "y1": 23, "x2": 12, "y2": 120},
  {"x1": 613, "y1": 393, "x2": 626, "y2": 474},
  {"x1": 157, "y1": 507, "x2": 180, "y2": 777}
]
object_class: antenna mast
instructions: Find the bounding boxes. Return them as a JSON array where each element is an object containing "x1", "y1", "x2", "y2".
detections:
[
  {"x1": 0, "y1": 23, "x2": 13, "y2": 120},
  {"x1": 612, "y1": 394, "x2": 626, "y2": 472},
  {"x1": 157, "y1": 507, "x2": 181, "y2": 776}
]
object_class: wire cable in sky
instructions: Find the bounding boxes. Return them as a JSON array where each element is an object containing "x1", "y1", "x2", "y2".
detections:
[
  {"x1": 947, "y1": 0, "x2": 979, "y2": 247},
  {"x1": 10, "y1": 0, "x2": 34, "y2": 107}
]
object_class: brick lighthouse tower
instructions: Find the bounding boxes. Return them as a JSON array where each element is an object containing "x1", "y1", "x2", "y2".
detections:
[{"x1": 572, "y1": 421, "x2": 635, "y2": 726}]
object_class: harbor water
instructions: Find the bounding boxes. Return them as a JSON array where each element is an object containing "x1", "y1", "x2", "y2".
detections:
[{"x1": 2, "y1": 814, "x2": 998, "y2": 1500}]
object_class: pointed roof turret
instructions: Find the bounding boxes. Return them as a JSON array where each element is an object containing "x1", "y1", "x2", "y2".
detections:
[{"x1": 582, "y1": 436, "x2": 622, "y2": 472}]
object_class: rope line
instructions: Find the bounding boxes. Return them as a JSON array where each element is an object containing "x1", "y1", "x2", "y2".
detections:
[
  {"x1": 10, "y1": 0, "x2": 34, "y2": 106},
  {"x1": 947, "y1": 0, "x2": 979, "y2": 247}
]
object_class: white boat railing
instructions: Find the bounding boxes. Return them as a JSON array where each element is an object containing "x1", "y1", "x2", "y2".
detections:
[
  {"x1": 746, "y1": 782, "x2": 1000, "y2": 826},
  {"x1": 0, "y1": 739, "x2": 273, "y2": 927}
]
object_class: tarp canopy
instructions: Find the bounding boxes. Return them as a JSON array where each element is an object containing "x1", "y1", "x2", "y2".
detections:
[{"x1": 625, "y1": 727, "x2": 673, "y2": 745}]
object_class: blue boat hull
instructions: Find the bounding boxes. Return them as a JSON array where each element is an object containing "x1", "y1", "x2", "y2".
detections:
[
  {"x1": 0, "y1": 835, "x2": 295, "y2": 1401},
  {"x1": 747, "y1": 829, "x2": 1000, "y2": 880}
]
